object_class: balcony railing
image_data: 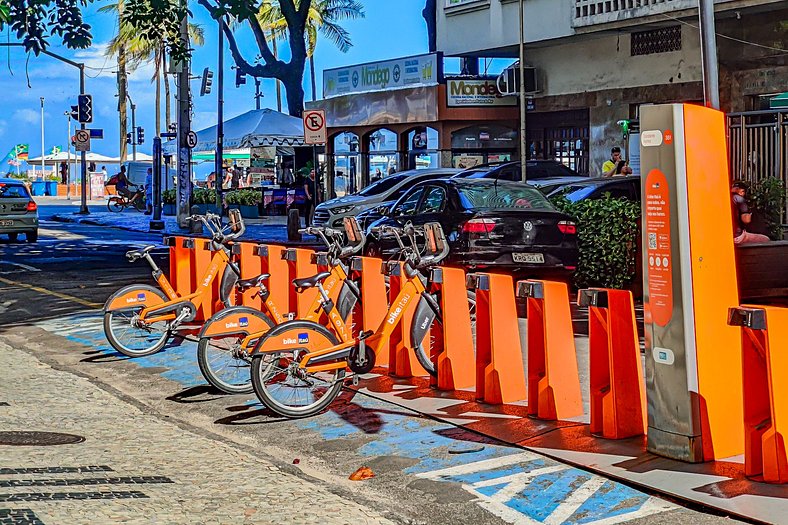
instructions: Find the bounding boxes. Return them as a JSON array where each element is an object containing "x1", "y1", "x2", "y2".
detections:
[{"x1": 574, "y1": 0, "x2": 731, "y2": 27}]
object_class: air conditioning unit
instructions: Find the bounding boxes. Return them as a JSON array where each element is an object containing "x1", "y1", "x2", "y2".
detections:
[{"x1": 496, "y1": 63, "x2": 538, "y2": 95}]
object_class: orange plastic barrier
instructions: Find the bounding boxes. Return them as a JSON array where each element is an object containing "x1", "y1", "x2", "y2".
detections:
[
  {"x1": 728, "y1": 306, "x2": 788, "y2": 484},
  {"x1": 350, "y1": 256, "x2": 388, "y2": 365},
  {"x1": 429, "y1": 267, "x2": 474, "y2": 391},
  {"x1": 234, "y1": 242, "x2": 263, "y2": 310},
  {"x1": 255, "y1": 245, "x2": 289, "y2": 316},
  {"x1": 166, "y1": 236, "x2": 193, "y2": 297},
  {"x1": 579, "y1": 288, "x2": 646, "y2": 439},
  {"x1": 385, "y1": 261, "x2": 427, "y2": 378},
  {"x1": 283, "y1": 248, "x2": 318, "y2": 318},
  {"x1": 469, "y1": 273, "x2": 526, "y2": 404},
  {"x1": 518, "y1": 280, "x2": 582, "y2": 420}
]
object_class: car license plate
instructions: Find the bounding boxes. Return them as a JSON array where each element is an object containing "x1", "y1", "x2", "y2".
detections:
[
  {"x1": 0, "y1": 220, "x2": 13, "y2": 227},
  {"x1": 512, "y1": 252, "x2": 545, "y2": 264}
]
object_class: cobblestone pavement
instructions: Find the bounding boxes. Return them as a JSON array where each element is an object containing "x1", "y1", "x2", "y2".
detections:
[{"x1": 0, "y1": 341, "x2": 395, "y2": 525}]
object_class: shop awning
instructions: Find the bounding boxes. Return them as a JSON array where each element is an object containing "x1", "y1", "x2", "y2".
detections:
[{"x1": 770, "y1": 92, "x2": 788, "y2": 109}]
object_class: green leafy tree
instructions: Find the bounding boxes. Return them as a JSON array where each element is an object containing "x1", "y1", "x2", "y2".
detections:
[{"x1": 0, "y1": 0, "x2": 93, "y2": 54}]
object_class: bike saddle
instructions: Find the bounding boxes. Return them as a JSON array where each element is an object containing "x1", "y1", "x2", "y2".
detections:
[
  {"x1": 292, "y1": 272, "x2": 331, "y2": 291},
  {"x1": 236, "y1": 273, "x2": 270, "y2": 291},
  {"x1": 126, "y1": 245, "x2": 156, "y2": 261}
]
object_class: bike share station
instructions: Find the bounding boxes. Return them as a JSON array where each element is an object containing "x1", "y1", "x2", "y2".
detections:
[{"x1": 151, "y1": 104, "x2": 786, "y2": 522}]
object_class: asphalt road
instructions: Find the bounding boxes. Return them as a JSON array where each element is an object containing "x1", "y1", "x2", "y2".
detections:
[{"x1": 0, "y1": 207, "x2": 744, "y2": 525}]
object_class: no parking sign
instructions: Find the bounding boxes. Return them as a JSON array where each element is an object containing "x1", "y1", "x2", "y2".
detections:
[{"x1": 303, "y1": 110, "x2": 327, "y2": 145}]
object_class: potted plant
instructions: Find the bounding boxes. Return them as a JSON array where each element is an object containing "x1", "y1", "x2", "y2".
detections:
[
  {"x1": 162, "y1": 189, "x2": 177, "y2": 215},
  {"x1": 238, "y1": 189, "x2": 262, "y2": 218},
  {"x1": 192, "y1": 188, "x2": 219, "y2": 214}
]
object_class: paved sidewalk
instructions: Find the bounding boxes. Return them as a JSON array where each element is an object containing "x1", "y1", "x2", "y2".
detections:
[{"x1": 0, "y1": 341, "x2": 394, "y2": 525}]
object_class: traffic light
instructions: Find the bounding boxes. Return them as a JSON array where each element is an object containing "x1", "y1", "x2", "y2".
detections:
[
  {"x1": 200, "y1": 68, "x2": 213, "y2": 96},
  {"x1": 77, "y1": 94, "x2": 92, "y2": 123},
  {"x1": 126, "y1": 133, "x2": 132, "y2": 145},
  {"x1": 69, "y1": 105, "x2": 79, "y2": 120},
  {"x1": 235, "y1": 69, "x2": 246, "y2": 88},
  {"x1": 136, "y1": 127, "x2": 145, "y2": 145}
]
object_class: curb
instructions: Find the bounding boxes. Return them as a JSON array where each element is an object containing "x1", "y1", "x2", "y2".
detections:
[{"x1": 49, "y1": 213, "x2": 321, "y2": 248}]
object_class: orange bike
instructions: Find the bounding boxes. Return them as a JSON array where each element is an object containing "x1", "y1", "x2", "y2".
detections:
[
  {"x1": 195, "y1": 218, "x2": 366, "y2": 394},
  {"x1": 248, "y1": 222, "x2": 450, "y2": 418},
  {"x1": 103, "y1": 211, "x2": 245, "y2": 357}
]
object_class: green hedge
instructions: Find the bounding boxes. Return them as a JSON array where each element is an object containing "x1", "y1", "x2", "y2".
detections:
[
  {"x1": 749, "y1": 176, "x2": 786, "y2": 241},
  {"x1": 192, "y1": 188, "x2": 216, "y2": 204},
  {"x1": 224, "y1": 189, "x2": 262, "y2": 206},
  {"x1": 551, "y1": 195, "x2": 641, "y2": 289}
]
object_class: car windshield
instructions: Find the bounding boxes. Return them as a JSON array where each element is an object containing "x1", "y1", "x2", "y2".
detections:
[
  {"x1": 457, "y1": 184, "x2": 553, "y2": 210},
  {"x1": 0, "y1": 184, "x2": 30, "y2": 198},
  {"x1": 357, "y1": 175, "x2": 407, "y2": 196},
  {"x1": 550, "y1": 184, "x2": 597, "y2": 202}
]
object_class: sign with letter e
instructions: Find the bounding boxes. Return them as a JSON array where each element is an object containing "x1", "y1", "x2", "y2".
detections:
[{"x1": 303, "y1": 110, "x2": 327, "y2": 145}]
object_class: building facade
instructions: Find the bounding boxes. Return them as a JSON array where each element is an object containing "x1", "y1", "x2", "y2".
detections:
[{"x1": 438, "y1": 0, "x2": 787, "y2": 175}]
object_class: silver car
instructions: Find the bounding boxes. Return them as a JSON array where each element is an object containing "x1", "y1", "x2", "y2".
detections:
[
  {"x1": 0, "y1": 178, "x2": 39, "y2": 242},
  {"x1": 313, "y1": 168, "x2": 461, "y2": 228}
]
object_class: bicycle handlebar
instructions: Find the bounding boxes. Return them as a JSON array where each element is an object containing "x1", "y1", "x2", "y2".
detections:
[{"x1": 369, "y1": 222, "x2": 448, "y2": 269}]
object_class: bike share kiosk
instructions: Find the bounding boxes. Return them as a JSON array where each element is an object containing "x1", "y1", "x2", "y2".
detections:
[{"x1": 640, "y1": 103, "x2": 743, "y2": 462}]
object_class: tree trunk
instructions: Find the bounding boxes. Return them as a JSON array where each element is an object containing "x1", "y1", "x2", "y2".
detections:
[
  {"x1": 155, "y1": 51, "x2": 161, "y2": 137},
  {"x1": 281, "y1": 61, "x2": 306, "y2": 118},
  {"x1": 272, "y1": 35, "x2": 282, "y2": 113},
  {"x1": 117, "y1": 0, "x2": 128, "y2": 162},
  {"x1": 310, "y1": 55, "x2": 316, "y2": 102}
]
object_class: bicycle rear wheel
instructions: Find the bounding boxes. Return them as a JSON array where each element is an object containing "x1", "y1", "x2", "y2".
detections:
[
  {"x1": 251, "y1": 322, "x2": 345, "y2": 418},
  {"x1": 107, "y1": 197, "x2": 124, "y2": 213},
  {"x1": 103, "y1": 286, "x2": 171, "y2": 357},
  {"x1": 133, "y1": 197, "x2": 146, "y2": 212},
  {"x1": 197, "y1": 309, "x2": 275, "y2": 394}
]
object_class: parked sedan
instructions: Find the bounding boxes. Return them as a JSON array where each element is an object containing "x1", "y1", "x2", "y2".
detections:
[
  {"x1": 0, "y1": 178, "x2": 38, "y2": 243},
  {"x1": 365, "y1": 178, "x2": 578, "y2": 277},
  {"x1": 312, "y1": 168, "x2": 460, "y2": 228},
  {"x1": 455, "y1": 160, "x2": 587, "y2": 181},
  {"x1": 546, "y1": 175, "x2": 641, "y2": 203}
]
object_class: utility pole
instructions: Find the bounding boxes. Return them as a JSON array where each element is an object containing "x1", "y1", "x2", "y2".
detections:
[
  {"x1": 255, "y1": 77, "x2": 262, "y2": 110},
  {"x1": 698, "y1": 0, "x2": 720, "y2": 109},
  {"x1": 518, "y1": 0, "x2": 528, "y2": 182},
  {"x1": 40, "y1": 97, "x2": 45, "y2": 178},
  {"x1": 118, "y1": 0, "x2": 128, "y2": 163},
  {"x1": 150, "y1": 136, "x2": 165, "y2": 231},
  {"x1": 176, "y1": 6, "x2": 193, "y2": 228},
  {"x1": 64, "y1": 111, "x2": 72, "y2": 200},
  {"x1": 78, "y1": 64, "x2": 88, "y2": 215},
  {"x1": 127, "y1": 93, "x2": 137, "y2": 161},
  {"x1": 215, "y1": 16, "x2": 225, "y2": 213}
]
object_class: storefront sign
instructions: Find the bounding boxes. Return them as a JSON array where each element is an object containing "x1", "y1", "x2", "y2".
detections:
[
  {"x1": 323, "y1": 53, "x2": 440, "y2": 98},
  {"x1": 447, "y1": 79, "x2": 516, "y2": 107}
]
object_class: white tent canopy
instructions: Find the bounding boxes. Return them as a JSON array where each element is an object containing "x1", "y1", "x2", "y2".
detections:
[
  {"x1": 27, "y1": 152, "x2": 117, "y2": 166},
  {"x1": 163, "y1": 108, "x2": 305, "y2": 154}
]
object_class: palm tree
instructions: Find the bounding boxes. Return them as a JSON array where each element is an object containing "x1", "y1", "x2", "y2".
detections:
[
  {"x1": 257, "y1": 0, "x2": 364, "y2": 102},
  {"x1": 101, "y1": 3, "x2": 204, "y2": 138}
]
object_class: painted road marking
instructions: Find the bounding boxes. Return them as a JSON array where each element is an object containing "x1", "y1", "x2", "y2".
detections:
[
  {"x1": 0, "y1": 277, "x2": 102, "y2": 308},
  {"x1": 0, "y1": 261, "x2": 40, "y2": 274},
  {"x1": 418, "y1": 453, "x2": 675, "y2": 525}
]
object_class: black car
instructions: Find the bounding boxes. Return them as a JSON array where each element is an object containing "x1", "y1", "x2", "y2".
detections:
[
  {"x1": 455, "y1": 160, "x2": 586, "y2": 181},
  {"x1": 547, "y1": 175, "x2": 641, "y2": 202},
  {"x1": 365, "y1": 178, "x2": 578, "y2": 277}
]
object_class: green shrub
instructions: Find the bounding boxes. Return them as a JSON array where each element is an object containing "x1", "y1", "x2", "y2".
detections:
[
  {"x1": 162, "y1": 189, "x2": 176, "y2": 204},
  {"x1": 551, "y1": 195, "x2": 641, "y2": 289},
  {"x1": 749, "y1": 177, "x2": 786, "y2": 241},
  {"x1": 225, "y1": 189, "x2": 261, "y2": 206}
]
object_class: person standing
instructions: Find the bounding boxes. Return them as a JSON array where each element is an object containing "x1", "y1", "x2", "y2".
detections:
[
  {"x1": 731, "y1": 181, "x2": 769, "y2": 244},
  {"x1": 59, "y1": 162, "x2": 68, "y2": 184},
  {"x1": 144, "y1": 167, "x2": 153, "y2": 214},
  {"x1": 303, "y1": 169, "x2": 316, "y2": 226},
  {"x1": 602, "y1": 147, "x2": 633, "y2": 177}
]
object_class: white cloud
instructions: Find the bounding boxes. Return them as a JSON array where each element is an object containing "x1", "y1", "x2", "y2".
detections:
[{"x1": 12, "y1": 109, "x2": 40, "y2": 126}]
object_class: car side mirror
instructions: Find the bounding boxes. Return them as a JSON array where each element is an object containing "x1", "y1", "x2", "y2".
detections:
[{"x1": 377, "y1": 204, "x2": 391, "y2": 215}]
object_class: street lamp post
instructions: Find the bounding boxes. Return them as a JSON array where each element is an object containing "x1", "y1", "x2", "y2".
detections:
[
  {"x1": 127, "y1": 93, "x2": 137, "y2": 161},
  {"x1": 40, "y1": 97, "x2": 45, "y2": 179},
  {"x1": 698, "y1": 0, "x2": 720, "y2": 109},
  {"x1": 215, "y1": 15, "x2": 225, "y2": 213},
  {"x1": 518, "y1": 0, "x2": 528, "y2": 182}
]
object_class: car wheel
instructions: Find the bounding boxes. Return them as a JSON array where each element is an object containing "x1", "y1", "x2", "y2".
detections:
[
  {"x1": 26, "y1": 230, "x2": 38, "y2": 243},
  {"x1": 7, "y1": 233, "x2": 18, "y2": 242}
]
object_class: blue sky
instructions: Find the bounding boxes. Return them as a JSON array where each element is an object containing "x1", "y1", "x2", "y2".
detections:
[{"x1": 0, "y1": 0, "x2": 434, "y2": 174}]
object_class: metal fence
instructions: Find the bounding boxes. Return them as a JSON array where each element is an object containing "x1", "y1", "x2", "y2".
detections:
[{"x1": 727, "y1": 109, "x2": 788, "y2": 218}]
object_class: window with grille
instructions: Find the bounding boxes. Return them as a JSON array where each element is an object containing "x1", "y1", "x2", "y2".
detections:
[{"x1": 631, "y1": 26, "x2": 682, "y2": 56}]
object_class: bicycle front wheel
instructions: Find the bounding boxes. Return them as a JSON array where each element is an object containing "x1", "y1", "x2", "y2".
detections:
[
  {"x1": 103, "y1": 286, "x2": 171, "y2": 357},
  {"x1": 107, "y1": 197, "x2": 124, "y2": 213},
  {"x1": 251, "y1": 322, "x2": 345, "y2": 418},
  {"x1": 133, "y1": 197, "x2": 146, "y2": 212},
  {"x1": 413, "y1": 290, "x2": 477, "y2": 377},
  {"x1": 197, "y1": 309, "x2": 275, "y2": 394}
]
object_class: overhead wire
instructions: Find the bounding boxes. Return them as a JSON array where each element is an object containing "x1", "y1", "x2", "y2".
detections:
[{"x1": 658, "y1": 11, "x2": 788, "y2": 54}]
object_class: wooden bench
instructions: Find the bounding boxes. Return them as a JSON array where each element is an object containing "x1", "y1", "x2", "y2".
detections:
[{"x1": 736, "y1": 240, "x2": 788, "y2": 303}]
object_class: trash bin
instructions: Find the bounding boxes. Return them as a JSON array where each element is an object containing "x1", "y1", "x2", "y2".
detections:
[
  {"x1": 31, "y1": 181, "x2": 46, "y2": 196},
  {"x1": 45, "y1": 181, "x2": 58, "y2": 196}
]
